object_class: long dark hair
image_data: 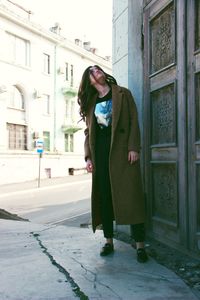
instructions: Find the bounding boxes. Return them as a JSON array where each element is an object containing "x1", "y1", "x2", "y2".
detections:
[{"x1": 77, "y1": 65, "x2": 117, "y2": 121}]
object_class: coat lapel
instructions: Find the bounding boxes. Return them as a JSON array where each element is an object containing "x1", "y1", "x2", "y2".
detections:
[
  {"x1": 111, "y1": 85, "x2": 123, "y2": 144},
  {"x1": 88, "y1": 93, "x2": 97, "y2": 146}
]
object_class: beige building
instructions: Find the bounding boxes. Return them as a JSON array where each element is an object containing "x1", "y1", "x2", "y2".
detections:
[{"x1": 0, "y1": 1, "x2": 111, "y2": 184}]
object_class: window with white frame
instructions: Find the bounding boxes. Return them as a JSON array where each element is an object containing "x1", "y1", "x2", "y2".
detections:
[
  {"x1": 65, "y1": 99, "x2": 70, "y2": 120},
  {"x1": 71, "y1": 101, "x2": 75, "y2": 122},
  {"x1": 65, "y1": 63, "x2": 69, "y2": 81},
  {"x1": 65, "y1": 99, "x2": 75, "y2": 123},
  {"x1": 70, "y1": 64, "x2": 74, "y2": 86},
  {"x1": 8, "y1": 85, "x2": 25, "y2": 110},
  {"x1": 65, "y1": 133, "x2": 74, "y2": 152},
  {"x1": 43, "y1": 131, "x2": 50, "y2": 151},
  {"x1": 7, "y1": 123, "x2": 27, "y2": 150},
  {"x1": 43, "y1": 53, "x2": 50, "y2": 74},
  {"x1": 7, "y1": 32, "x2": 30, "y2": 66},
  {"x1": 42, "y1": 94, "x2": 50, "y2": 115}
]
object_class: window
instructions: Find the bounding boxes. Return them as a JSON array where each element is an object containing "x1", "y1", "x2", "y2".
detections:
[
  {"x1": 8, "y1": 85, "x2": 25, "y2": 110},
  {"x1": 7, "y1": 32, "x2": 30, "y2": 66},
  {"x1": 43, "y1": 131, "x2": 50, "y2": 151},
  {"x1": 65, "y1": 133, "x2": 74, "y2": 152},
  {"x1": 43, "y1": 53, "x2": 50, "y2": 74},
  {"x1": 65, "y1": 100, "x2": 75, "y2": 122},
  {"x1": 7, "y1": 123, "x2": 27, "y2": 150},
  {"x1": 70, "y1": 64, "x2": 74, "y2": 86},
  {"x1": 65, "y1": 100, "x2": 70, "y2": 120},
  {"x1": 71, "y1": 101, "x2": 75, "y2": 122},
  {"x1": 42, "y1": 94, "x2": 50, "y2": 115},
  {"x1": 65, "y1": 63, "x2": 69, "y2": 81}
]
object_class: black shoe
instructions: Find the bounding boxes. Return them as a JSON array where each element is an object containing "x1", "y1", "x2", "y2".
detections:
[
  {"x1": 137, "y1": 248, "x2": 148, "y2": 263},
  {"x1": 100, "y1": 243, "x2": 114, "y2": 256}
]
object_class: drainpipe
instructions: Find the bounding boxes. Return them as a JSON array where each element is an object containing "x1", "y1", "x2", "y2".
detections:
[{"x1": 53, "y1": 44, "x2": 57, "y2": 152}]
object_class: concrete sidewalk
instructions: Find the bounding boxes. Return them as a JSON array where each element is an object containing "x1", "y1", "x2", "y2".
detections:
[
  {"x1": 0, "y1": 219, "x2": 198, "y2": 300},
  {"x1": 0, "y1": 174, "x2": 92, "y2": 195}
]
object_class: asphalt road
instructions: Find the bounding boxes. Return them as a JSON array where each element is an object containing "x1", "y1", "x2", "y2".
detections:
[{"x1": 0, "y1": 174, "x2": 92, "y2": 227}]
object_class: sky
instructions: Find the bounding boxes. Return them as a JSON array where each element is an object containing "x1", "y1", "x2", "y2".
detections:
[{"x1": 12, "y1": 0, "x2": 113, "y2": 57}]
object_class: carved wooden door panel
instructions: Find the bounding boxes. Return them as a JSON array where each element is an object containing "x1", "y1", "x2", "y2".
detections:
[
  {"x1": 143, "y1": 0, "x2": 187, "y2": 248},
  {"x1": 187, "y1": 0, "x2": 200, "y2": 252}
]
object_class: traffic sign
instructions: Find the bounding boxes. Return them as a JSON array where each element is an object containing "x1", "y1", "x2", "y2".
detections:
[{"x1": 36, "y1": 139, "x2": 44, "y2": 154}]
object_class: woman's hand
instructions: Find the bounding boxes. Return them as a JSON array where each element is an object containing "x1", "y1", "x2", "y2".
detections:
[
  {"x1": 128, "y1": 151, "x2": 139, "y2": 164},
  {"x1": 86, "y1": 159, "x2": 93, "y2": 172}
]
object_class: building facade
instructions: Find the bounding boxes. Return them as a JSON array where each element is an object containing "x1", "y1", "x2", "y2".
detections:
[
  {"x1": 113, "y1": 0, "x2": 200, "y2": 256},
  {"x1": 0, "y1": 2, "x2": 111, "y2": 184}
]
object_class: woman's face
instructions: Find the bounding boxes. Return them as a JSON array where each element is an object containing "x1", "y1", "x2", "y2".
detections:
[{"x1": 89, "y1": 66, "x2": 106, "y2": 85}]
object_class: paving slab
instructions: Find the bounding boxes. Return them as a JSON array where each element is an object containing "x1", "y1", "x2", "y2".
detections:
[
  {"x1": 37, "y1": 225, "x2": 198, "y2": 300},
  {"x1": 0, "y1": 220, "x2": 77, "y2": 300},
  {"x1": 0, "y1": 220, "x2": 198, "y2": 300}
]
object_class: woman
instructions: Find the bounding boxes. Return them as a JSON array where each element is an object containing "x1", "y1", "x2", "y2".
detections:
[{"x1": 77, "y1": 65, "x2": 148, "y2": 263}]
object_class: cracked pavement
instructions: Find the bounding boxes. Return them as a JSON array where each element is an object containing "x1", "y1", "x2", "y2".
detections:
[{"x1": 0, "y1": 219, "x2": 199, "y2": 300}]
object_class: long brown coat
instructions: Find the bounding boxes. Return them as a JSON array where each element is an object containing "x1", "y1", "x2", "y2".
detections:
[{"x1": 84, "y1": 84, "x2": 145, "y2": 232}]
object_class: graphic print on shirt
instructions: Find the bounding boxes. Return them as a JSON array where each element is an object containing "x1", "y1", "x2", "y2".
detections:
[{"x1": 94, "y1": 99, "x2": 112, "y2": 128}]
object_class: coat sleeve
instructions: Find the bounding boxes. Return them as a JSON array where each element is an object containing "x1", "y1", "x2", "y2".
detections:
[
  {"x1": 126, "y1": 89, "x2": 141, "y2": 152},
  {"x1": 84, "y1": 120, "x2": 92, "y2": 162}
]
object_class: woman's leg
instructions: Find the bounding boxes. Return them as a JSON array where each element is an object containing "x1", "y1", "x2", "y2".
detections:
[
  {"x1": 130, "y1": 223, "x2": 145, "y2": 248},
  {"x1": 99, "y1": 175, "x2": 114, "y2": 241},
  {"x1": 95, "y1": 129, "x2": 114, "y2": 251},
  {"x1": 131, "y1": 223, "x2": 148, "y2": 262},
  {"x1": 96, "y1": 143, "x2": 114, "y2": 241}
]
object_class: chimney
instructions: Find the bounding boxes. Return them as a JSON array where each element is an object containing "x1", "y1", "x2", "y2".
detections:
[
  {"x1": 90, "y1": 47, "x2": 97, "y2": 54},
  {"x1": 50, "y1": 22, "x2": 61, "y2": 35},
  {"x1": 105, "y1": 55, "x2": 111, "y2": 61},
  {"x1": 83, "y1": 41, "x2": 91, "y2": 51},
  {"x1": 75, "y1": 39, "x2": 82, "y2": 46}
]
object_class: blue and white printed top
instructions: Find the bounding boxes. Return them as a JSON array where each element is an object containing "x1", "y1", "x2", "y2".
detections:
[{"x1": 94, "y1": 90, "x2": 112, "y2": 129}]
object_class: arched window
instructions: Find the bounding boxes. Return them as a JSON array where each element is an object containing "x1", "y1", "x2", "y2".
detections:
[{"x1": 9, "y1": 85, "x2": 25, "y2": 109}]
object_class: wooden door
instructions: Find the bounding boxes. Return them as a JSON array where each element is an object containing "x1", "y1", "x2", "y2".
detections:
[
  {"x1": 187, "y1": 0, "x2": 200, "y2": 252},
  {"x1": 143, "y1": 0, "x2": 188, "y2": 249}
]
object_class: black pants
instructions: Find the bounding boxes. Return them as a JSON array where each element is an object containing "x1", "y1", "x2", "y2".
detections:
[
  {"x1": 95, "y1": 126, "x2": 145, "y2": 241},
  {"x1": 96, "y1": 127, "x2": 114, "y2": 238}
]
